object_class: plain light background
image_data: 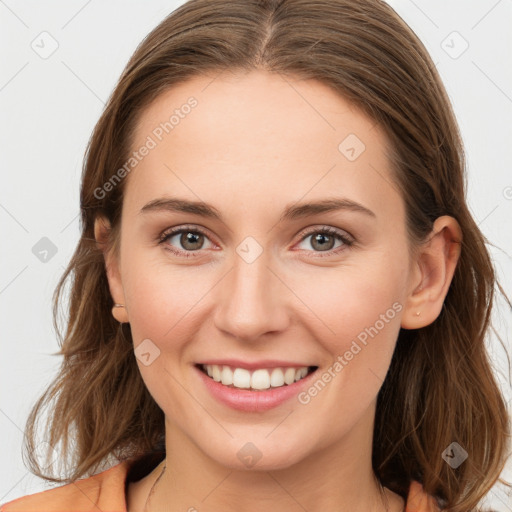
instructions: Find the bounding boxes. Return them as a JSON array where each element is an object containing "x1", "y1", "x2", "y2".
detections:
[{"x1": 1, "y1": 0, "x2": 511, "y2": 509}]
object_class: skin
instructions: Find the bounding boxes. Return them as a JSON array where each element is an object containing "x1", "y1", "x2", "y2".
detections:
[{"x1": 94, "y1": 70, "x2": 462, "y2": 511}]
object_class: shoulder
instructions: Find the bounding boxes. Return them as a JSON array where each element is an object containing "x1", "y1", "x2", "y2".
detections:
[
  {"x1": 0, "y1": 460, "x2": 132, "y2": 512},
  {"x1": 0, "y1": 471, "x2": 440, "y2": 512},
  {"x1": 406, "y1": 480, "x2": 443, "y2": 512}
]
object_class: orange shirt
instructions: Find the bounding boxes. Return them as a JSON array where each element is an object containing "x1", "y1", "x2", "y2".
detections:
[{"x1": 1, "y1": 458, "x2": 441, "y2": 512}]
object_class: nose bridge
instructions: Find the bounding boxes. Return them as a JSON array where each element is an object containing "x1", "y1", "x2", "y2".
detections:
[{"x1": 213, "y1": 242, "x2": 288, "y2": 341}]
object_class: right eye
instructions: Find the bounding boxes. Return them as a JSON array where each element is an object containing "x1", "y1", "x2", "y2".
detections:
[{"x1": 158, "y1": 225, "x2": 216, "y2": 257}]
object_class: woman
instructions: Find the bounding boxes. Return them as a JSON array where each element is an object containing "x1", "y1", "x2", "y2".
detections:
[{"x1": 2, "y1": 1, "x2": 509, "y2": 511}]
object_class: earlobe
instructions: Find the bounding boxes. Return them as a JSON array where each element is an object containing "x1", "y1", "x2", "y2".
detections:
[
  {"x1": 111, "y1": 303, "x2": 128, "y2": 324},
  {"x1": 401, "y1": 215, "x2": 462, "y2": 330},
  {"x1": 93, "y1": 216, "x2": 129, "y2": 324}
]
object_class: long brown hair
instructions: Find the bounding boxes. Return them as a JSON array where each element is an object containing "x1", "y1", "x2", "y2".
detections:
[{"x1": 22, "y1": 1, "x2": 510, "y2": 510}]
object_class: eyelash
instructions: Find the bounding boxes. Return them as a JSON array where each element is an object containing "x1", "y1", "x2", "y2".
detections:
[{"x1": 157, "y1": 225, "x2": 354, "y2": 259}]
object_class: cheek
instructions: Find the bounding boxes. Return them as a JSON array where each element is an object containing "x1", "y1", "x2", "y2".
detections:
[
  {"x1": 284, "y1": 254, "x2": 407, "y2": 413},
  {"x1": 121, "y1": 250, "x2": 214, "y2": 345},
  {"x1": 290, "y1": 251, "x2": 407, "y2": 346},
  {"x1": 291, "y1": 267, "x2": 404, "y2": 424}
]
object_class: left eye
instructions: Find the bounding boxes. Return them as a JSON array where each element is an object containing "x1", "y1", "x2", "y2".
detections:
[{"x1": 295, "y1": 227, "x2": 353, "y2": 254}]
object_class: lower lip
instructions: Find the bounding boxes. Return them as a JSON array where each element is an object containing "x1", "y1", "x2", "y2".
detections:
[{"x1": 194, "y1": 365, "x2": 318, "y2": 412}]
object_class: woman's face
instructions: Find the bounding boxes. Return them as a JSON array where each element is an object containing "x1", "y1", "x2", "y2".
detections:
[{"x1": 106, "y1": 70, "x2": 419, "y2": 470}]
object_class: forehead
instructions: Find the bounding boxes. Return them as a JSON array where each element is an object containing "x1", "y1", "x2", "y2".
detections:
[
  {"x1": 132, "y1": 69, "x2": 386, "y2": 157},
  {"x1": 124, "y1": 70, "x2": 400, "y2": 222}
]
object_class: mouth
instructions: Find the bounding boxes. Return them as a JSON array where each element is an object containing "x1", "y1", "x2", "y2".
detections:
[{"x1": 195, "y1": 363, "x2": 319, "y2": 392}]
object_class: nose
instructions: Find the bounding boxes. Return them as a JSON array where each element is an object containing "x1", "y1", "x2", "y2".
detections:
[{"x1": 213, "y1": 247, "x2": 290, "y2": 343}]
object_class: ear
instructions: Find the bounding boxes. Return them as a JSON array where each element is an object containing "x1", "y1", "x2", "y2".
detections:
[
  {"x1": 94, "y1": 216, "x2": 129, "y2": 324},
  {"x1": 401, "y1": 215, "x2": 462, "y2": 329}
]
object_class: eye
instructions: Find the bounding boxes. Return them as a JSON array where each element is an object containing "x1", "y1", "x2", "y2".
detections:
[
  {"x1": 295, "y1": 226, "x2": 354, "y2": 257},
  {"x1": 158, "y1": 225, "x2": 216, "y2": 258},
  {"x1": 157, "y1": 225, "x2": 354, "y2": 259}
]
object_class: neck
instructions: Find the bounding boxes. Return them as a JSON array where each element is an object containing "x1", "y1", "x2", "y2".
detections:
[{"x1": 136, "y1": 410, "x2": 403, "y2": 512}]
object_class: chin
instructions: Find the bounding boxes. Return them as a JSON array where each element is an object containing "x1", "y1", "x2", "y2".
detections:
[{"x1": 204, "y1": 437, "x2": 309, "y2": 472}]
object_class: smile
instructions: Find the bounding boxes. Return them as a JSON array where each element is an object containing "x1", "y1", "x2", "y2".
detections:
[{"x1": 197, "y1": 363, "x2": 318, "y2": 391}]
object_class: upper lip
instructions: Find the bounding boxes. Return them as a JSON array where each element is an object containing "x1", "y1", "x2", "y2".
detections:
[{"x1": 196, "y1": 359, "x2": 317, "y2": 370}]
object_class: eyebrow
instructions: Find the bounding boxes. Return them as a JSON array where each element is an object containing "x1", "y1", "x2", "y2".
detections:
[{"x1": 139, "y1": 196, "x2": 376, "y2": 222}]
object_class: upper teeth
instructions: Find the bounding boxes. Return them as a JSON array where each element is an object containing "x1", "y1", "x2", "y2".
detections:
[{"x1": 203, "y1": 364, "x2": 310, "y2": 390}]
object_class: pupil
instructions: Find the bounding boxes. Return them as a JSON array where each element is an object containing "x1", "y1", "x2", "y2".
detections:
[
  {"x1": 313, "y1": 233, "x2": 333, "y2": 251},
  {"x1": 182, "y1": 232, "x2": 202, "y2": 250}
]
